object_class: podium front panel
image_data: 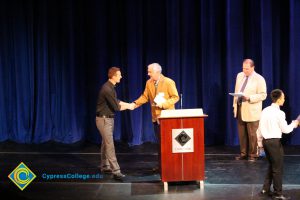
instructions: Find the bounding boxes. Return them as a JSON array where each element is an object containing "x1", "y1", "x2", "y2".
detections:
[{"x1": 159, "y1": 117, "x2": 205, "y2": 182}]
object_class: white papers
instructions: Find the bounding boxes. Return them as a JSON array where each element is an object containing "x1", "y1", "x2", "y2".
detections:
[
  {"x1": 229, "y1": 92, "x2": 244, "y2": 97},
  {"x1": 154, "y1": 92, "x2": 166, "y2": 105},
  {"x1": 160, "y1": 109, "x2": 204, "y2": 118}
]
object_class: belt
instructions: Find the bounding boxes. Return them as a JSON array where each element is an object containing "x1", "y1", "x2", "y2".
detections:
[
  {"x1": 263, "y1": 138, "x2": 280, "y2": 140},
  {"x1": 96, "y1": 113, "x2": 114, "y2": 118}
]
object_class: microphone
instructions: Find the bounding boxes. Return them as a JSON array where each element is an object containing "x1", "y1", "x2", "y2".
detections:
[{"x1": 180, "y1": 93, "x2": 183, "y2": 109}]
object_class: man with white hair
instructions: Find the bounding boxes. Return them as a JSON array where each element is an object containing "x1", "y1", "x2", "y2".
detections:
[{"x1": 131, "y1": 63, "x2": 179, "y2": 171}]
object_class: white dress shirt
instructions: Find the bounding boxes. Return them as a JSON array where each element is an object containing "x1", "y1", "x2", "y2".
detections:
[
  {"x1": 238, "y1": 72, "x2": 253, "y2": 92},
  {"x1": 257, "y1": 103, "x2": 298, "y2": 147}
]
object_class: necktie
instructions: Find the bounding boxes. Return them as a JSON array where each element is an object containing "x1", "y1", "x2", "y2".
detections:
[
  {"x1": 154, "y1": 81, "x2": 158, "y2": 95},
  {"x1": 238, "y1": 76, "x2": 248, "y2": 105},
  {"x1": 240, "y1": 76, "x2": 248, "y2": 93}
]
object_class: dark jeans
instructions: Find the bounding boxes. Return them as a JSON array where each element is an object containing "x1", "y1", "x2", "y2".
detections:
[{"x1": 262, "y1": 138, "x2": 283, "y2": 195}]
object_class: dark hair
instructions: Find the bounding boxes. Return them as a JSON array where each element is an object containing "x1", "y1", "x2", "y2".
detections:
[
  {"x1": 243, "y1": 58, "x2": 255, "y2": 67},
  {"x1": 270, "y1": 89, "x2": 283, "y2": 103},
  {"x1": 108, "y1": 67, "x2": 120, "y2": 79}
]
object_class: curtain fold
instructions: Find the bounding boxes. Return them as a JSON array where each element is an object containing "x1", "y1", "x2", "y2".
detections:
[{"x1": 0, "y1": 0, "x2": 299, "y2": 145}]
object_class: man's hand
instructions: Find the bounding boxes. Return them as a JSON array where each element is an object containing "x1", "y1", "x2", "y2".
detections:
[
  {"x1": 293, "y1": 120, "x2": 299, "y2": 128},
  {"x1": 242, "y1": 95, "x2": 250, "y2": 101},
  {"x1": 156, "y1": 102, "x2": 163, "y2": 108},
  {"x1": 128, "y1": 103, "x2": 135, "y2": 110}
]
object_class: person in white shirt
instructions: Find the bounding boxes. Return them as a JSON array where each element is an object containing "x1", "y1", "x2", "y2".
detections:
[{"x1": 257, "y1": 89, "x2": 299, "y2": 200}]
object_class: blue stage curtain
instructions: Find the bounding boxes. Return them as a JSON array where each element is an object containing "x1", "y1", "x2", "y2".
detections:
[{"x1": 0, "y1": 0, "x2": 299, "y2": 145}]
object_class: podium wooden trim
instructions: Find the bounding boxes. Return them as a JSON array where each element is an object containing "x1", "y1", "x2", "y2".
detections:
[{"x1": 158, "y1": 109, "x2": 207, "y2": 191}]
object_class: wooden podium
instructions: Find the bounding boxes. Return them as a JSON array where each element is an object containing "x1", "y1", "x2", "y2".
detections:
[{"x1": 158, "y1": 109, "x2": 207, "y2": 191}]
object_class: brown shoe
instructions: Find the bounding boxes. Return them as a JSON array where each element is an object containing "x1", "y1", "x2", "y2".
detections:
[
  {"x1": 113, "y1": 172, "x2": 126, "y2": 180},
  {"x1": 248, "y1": 157, "x2": 257, "y2": 162},
  {"x1": 235, "y1": 155, "x2": 247, "y2": 160}
]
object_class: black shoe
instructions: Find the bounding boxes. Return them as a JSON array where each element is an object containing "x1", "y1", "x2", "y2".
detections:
[
  {"x1": 272, "y1": 194, "x2": 291, "y2": 200},
  {"x1": 101, "y1": 169, "x2": 112, "y2": 174},
  {"x1": 152, "y1": 167, "x2": 160, "y2": 172},
  {"x1": 235, "y1": 155, "x2": 247, "y2": 160},
  {"x1": 113, "y1": 172, "x2": 126, "y2": 180},
  {"x1": 248, "y1": 157, "x2": 257, "y2": 162},
  {"x1": 260, "y1": 189, "x2": 273, "y2": 196}
]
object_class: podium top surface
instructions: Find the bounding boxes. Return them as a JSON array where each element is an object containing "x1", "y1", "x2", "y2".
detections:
[{"x1": 159, "y1": 108, "x2": 208, "y2": 119}]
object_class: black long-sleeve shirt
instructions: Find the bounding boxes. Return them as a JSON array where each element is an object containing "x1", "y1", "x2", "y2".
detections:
[{"x1": 96, "y1": 81, "x2": 121, "y2": 116}]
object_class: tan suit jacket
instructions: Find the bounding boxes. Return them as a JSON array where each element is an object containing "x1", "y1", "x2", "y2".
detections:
[
  {"x1": 134, "y1": 74, "x2": 179, "y2": 122},
  {"x1": 233, "y1": 71, "x2": 267, "y2": 122}
]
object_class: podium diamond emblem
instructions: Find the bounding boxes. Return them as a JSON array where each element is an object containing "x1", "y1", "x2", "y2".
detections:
[{"x1": 175, "y1": 131, "x2": 191, "y2": 146}]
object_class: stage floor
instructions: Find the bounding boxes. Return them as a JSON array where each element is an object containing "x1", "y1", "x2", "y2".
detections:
[{"x1": 1, "y1": 141, "x2": 300, "y2": 200}]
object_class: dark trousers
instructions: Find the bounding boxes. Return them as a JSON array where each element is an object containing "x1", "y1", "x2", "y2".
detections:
[
  {"x1": 262, "y1": 138, "x2": 283, "y2": 195},
  {"x1": 153, "y1": 122, "x2": 161, "y2": 168},
  {"x1": 237, "y1": 105, "x2": 259, "y2": 157}
]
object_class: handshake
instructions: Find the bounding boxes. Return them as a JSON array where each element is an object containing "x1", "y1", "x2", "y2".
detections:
[{"x1": 120, "y1": 102, "x2": 136, "y2": 111}]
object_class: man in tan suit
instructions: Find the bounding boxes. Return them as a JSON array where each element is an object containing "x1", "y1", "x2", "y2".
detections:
[
  {"x1": 132, "y1": 63, "x2": 179, "y2": 122},
  {"x1": 233, "y1": 59, "x2": 267, "y2": 162},
  {"x1": 131, "y1": 63, "x2": 179, "y2": 170}
]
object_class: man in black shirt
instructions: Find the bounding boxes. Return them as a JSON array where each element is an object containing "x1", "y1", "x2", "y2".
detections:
[{"x1": 96, "y1": 67, "x2": 132, "y2": 180}]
